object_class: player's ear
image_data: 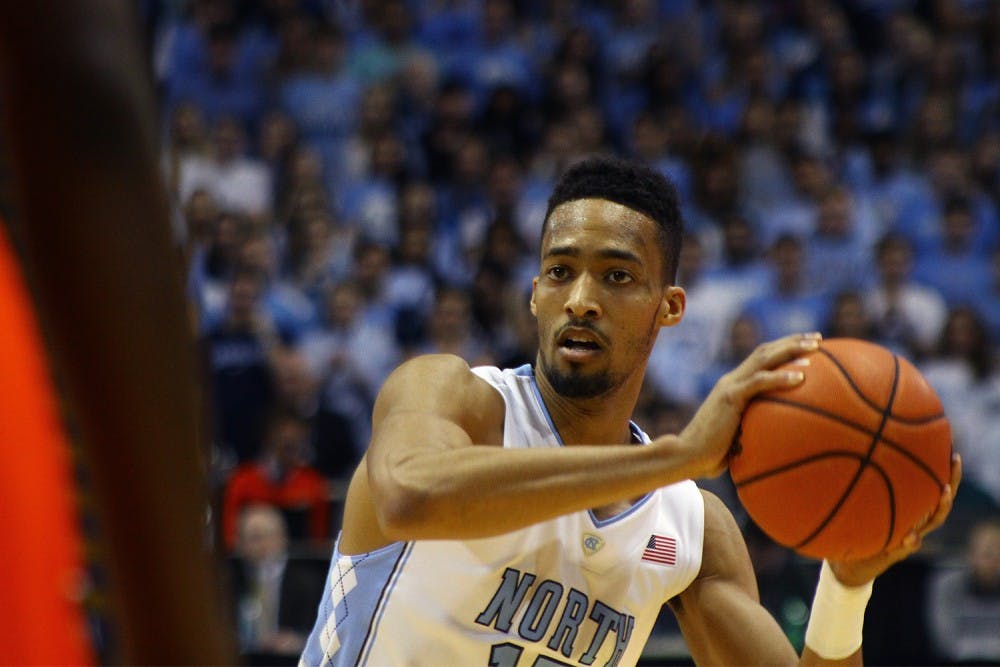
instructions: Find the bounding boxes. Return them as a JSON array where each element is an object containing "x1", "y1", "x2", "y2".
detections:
[
  {"x1": 529, "y1": 276, "x2": 539, "y2": 316},
  {"x1": 659, "y1": 286, "x2": 685, "y2": 328}
]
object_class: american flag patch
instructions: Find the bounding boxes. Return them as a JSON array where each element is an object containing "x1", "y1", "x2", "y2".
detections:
[{"x1": 641, "y1": 534, "x2": 677, "y2": 566}]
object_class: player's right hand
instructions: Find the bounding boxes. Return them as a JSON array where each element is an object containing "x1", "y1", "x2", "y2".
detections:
[{"x1": 675, "y1": 332, "x2": 821, "y2": 479}]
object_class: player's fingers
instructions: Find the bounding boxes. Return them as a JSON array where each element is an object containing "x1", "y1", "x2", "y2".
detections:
[
  {"x1": 730, "y1": 332, "x2": 821, "y2": 381},
  {"x1": 728, "y1": 368, "x2": 806, "y2": 405},
  {"x1": 948, "y1": 452, "x2": 963, "y2": 497},
  {"x1": 897, "y1": 456, "x2": 962, "y2": 554},
  {"x1": 839, "y1": 454, "x2": 960, "y2": 573},
  {"x1": 919, "y1": 454, "x2": 962, "y2": 536}
]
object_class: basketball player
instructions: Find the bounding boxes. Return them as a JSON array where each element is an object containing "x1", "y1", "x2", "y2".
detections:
[{"x1": 300, "y1": 157, "x2": 960, "y2": 666}]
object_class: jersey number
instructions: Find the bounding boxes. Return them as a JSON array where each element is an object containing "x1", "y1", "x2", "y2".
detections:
[{"x1": 488, "y1": 642, "x2": 573, "y2": 667}]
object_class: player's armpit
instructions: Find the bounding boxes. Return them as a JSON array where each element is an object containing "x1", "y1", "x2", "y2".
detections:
[{"x1": 669, "y1": 490, "x2": 799, "y2": 666}]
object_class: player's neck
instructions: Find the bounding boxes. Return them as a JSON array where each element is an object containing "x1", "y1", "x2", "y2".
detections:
[{"x1": 534, "y1": 368, "x2": 640, "y2": 446}]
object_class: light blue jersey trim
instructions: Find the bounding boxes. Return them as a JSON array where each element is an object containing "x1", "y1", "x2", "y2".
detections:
[
  {"x1": 299, "y1": 538, "x2": 412, "y2": 667},
  {"x1": 519, "y1": 365, "x2": 656, "y2": 528}
]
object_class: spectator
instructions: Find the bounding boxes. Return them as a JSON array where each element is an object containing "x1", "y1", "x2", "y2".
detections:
[
  {"x1": 276, "y1": 19, "x2": 361, "y2": 182},
  {"x1": 927, "y1": 519, "x2": 1000, "y2": 663},
  {"x1": 685, "y1": 135, "x2": 738, "y2": 261},
  {"x1": 478, "y1": 84, "x2": 541, "y2": 161},
  {"x1": 270, "y1": 349, "x2": 320, "y2": 421},
  {"x1": 222, "y1": 412, "x2": 329, "y2": 551},
  {"x1": 256, "y1": 109, "x2": 299, "y2": 206},
  {"x1": 805, "y1": 186, "x2": 876, "y2": 295},
  {"x1": 741, "y1": 234, "x2": 831, "y2": 342},
  {"x1": 163, "y1": 19, "x2": 267, "y2": 127},
  {"x1": 347, "y1": 0, "x2": 426, "y2": 86},
  {"x1": 824, "y1": 291, "x2": 878, "y2": 341},
  {"x1": 338, "y1": 130, "x2": 407, "y2": 246},
  {"x1": 190, "y1": 209, "x2": 248, "y2": 325},
  {"x1": 410, "y1": 285, "x2": 493, "y2": 366},
  {"x1": 759, "y1": 150, "x2": 833, "y2": 245},
  {"x1": 282, "y1": 208, "x2": 340, "y2": 303},
  {"x1": 421, "y1": 78, "x2": 476, "y2": 184},
  {"x1": 203, "y1": 267, "x2": 280, "y2": 466},
  {"x1": 350, "y1": 238, "x2": 398, "y2": 327},
  {"x1": 163, "y1": 101, "x2": 210, "y2": 203},
  {"x1": 699, "y1": 313, "x2": 763, "y2": 400},
  {"x1": 449, "y1": 0, "x2": 535, "y2": 105},
  {"x1": 705, "y1": 213, "x2": 771, "y2": 295},
  {"x1": 921, "y1": 307, "x2": 1000, "y2": 509},
  {"x1": 920, "y1": 306, "x2": 994, "y2": 413},
  {"x1": 384, "y1": 185, "x2": 441, "y2": 326},
  {"x1": 435, "y1": 137, "x2": 494, "y2": 282},
  {"x1": 919, "y1": 145, "x2": 999, "y2": 255},
  {"x1": 629, "y1": 111, "x2": 692, "y2": 207},
  {"x1": 177, "y1": 114, "x2": 273, "y2": 220},
  {"x1": 474, "y1": 212, "x2": 535, "y2": 296},
  {"x1": 737, "y1": 97, "x2": 795, "y2": 222},
  {"x1": 234, "y1": 229, "x2": 316, "y2": 340},
  {"x1": 230, "y1": 504, "x2": 326, "y2": 659},
  {"x1": 277, "y1": 149, "x2": 331, "y2": 227},
  {"x1": 182, "y1": 187, "x2": 220, "y2": 257},
  {"x1": 845, "y1": 129, "x2": 935, "y2": 241},
  {"x1": 297, "y1": 280, "x2": 401, "y2": 472},
  {"x1": 973, "y1": 246, "x2": 1000, "y2": 343},
  {"x1": 338, "y1": 83, "x2": 399, "y2": 188},
  {"x1": 865, "y1": 233, "x2": 948, "y2": 357},
  {"x1": 913, "y1": 195, "x2": 994, "y2": 305}
]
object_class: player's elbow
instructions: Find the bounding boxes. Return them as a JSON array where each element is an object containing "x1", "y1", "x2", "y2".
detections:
[
  {"x1": 370, "y1": 467, "x2": 438, "y2": 540},
  {"x1": 374, "y1": 489, "x2": 426, "y2": 539}
]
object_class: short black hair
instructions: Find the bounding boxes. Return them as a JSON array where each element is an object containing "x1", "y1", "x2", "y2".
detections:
[{"x1": 542, "y1": 155, "x2": 683, "y2": 283}]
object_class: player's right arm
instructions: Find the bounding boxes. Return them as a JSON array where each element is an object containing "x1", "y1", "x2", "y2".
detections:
[
  {"x1": 341, "y1": 353, "x2": 699, "y2": 553},
  {"x1": 340, "y1": 335, "x2": 816, "y2": 555}
]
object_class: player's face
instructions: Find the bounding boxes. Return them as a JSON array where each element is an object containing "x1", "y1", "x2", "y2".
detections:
[{"x1": 531, "y1": 198, "x2": 684, "y2": 399}]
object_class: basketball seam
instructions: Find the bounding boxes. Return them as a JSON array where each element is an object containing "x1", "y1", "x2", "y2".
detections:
[
  {"x1": 735, "y1": 450, "x2": 879, "y2": 487},
  {"x1": 791, "y1": 354, "x2": 900, "y2": 554},
  {"x1": 817, "y1": 348, "x2": 943, "y2": 425},
  {"x1": 737, "y1": 396, "x2": 946, "y2": 487}
]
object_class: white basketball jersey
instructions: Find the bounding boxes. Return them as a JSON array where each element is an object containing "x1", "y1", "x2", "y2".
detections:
[{"x1": 300, "y1": 365, "x2": 704, "y2": 667}]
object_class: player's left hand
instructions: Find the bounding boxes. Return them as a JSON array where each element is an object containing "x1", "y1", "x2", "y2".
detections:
[{"x1": 828, "y1": 453, "x2": 962, "y2": 587}]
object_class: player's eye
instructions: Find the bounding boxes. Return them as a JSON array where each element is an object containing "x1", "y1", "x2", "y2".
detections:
[
  {"x1": 607, "y1": 270, "x2": 633, "y2": 284},
  {"x1": 546, "y1": 265, "x2": 569, "y2": 280}
]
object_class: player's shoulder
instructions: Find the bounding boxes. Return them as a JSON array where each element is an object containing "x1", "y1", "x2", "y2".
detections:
[
  {"x1": 381, "y1": 353, "x2": 490, "y2": 392},
  {"x1": 374, "y1": 354, "x2": 505, "y2": 428}
]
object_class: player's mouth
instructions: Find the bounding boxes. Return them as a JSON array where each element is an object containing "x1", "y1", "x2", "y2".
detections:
[{"x1": 557, "y1": 328, "x2": 605, "y2": 362}]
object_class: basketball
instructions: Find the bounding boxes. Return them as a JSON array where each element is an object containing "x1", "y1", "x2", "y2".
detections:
[{"x1": 730, "y1": 338, "x2": 952, "y2": 562}]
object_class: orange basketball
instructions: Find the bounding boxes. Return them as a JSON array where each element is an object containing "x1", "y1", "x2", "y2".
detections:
[{"x1": 730, "y1": 338, "x2": 952, "y2": 561}]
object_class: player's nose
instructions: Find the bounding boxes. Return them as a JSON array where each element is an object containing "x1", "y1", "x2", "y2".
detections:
[{"x1": 564, "y1": 273, "x2": 602, "y2": 319}]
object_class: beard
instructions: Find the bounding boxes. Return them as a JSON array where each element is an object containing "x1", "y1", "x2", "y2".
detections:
[{"x1": 538, "y1": 352, "x2": 616, "y2": 399}]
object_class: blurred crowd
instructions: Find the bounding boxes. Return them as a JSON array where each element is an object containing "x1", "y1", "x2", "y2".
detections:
[{"x1": 147, "y1": 0, "x2": 1000, "y2": 661}]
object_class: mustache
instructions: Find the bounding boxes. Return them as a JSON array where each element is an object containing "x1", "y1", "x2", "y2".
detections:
[{"x1": 556, "y1": 319, "x2": 607, "y2": 344}]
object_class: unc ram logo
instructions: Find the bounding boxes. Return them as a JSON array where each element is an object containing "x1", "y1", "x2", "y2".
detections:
[{"x1": 582, "y1": 533, "x2": 604, "y2": 556}]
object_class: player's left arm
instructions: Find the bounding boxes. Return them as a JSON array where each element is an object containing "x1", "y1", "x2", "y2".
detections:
[
  {"x1": 668, "y1": 490, "x2": 799, "y2": 666},
  {"x1": 672, "y1": 457, "x2": 962, "y2": 666}
]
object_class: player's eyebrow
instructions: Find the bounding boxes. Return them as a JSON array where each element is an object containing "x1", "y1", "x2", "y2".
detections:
[{"x1": 543, "y1": 245, "x2": 642, "y2": 265}]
